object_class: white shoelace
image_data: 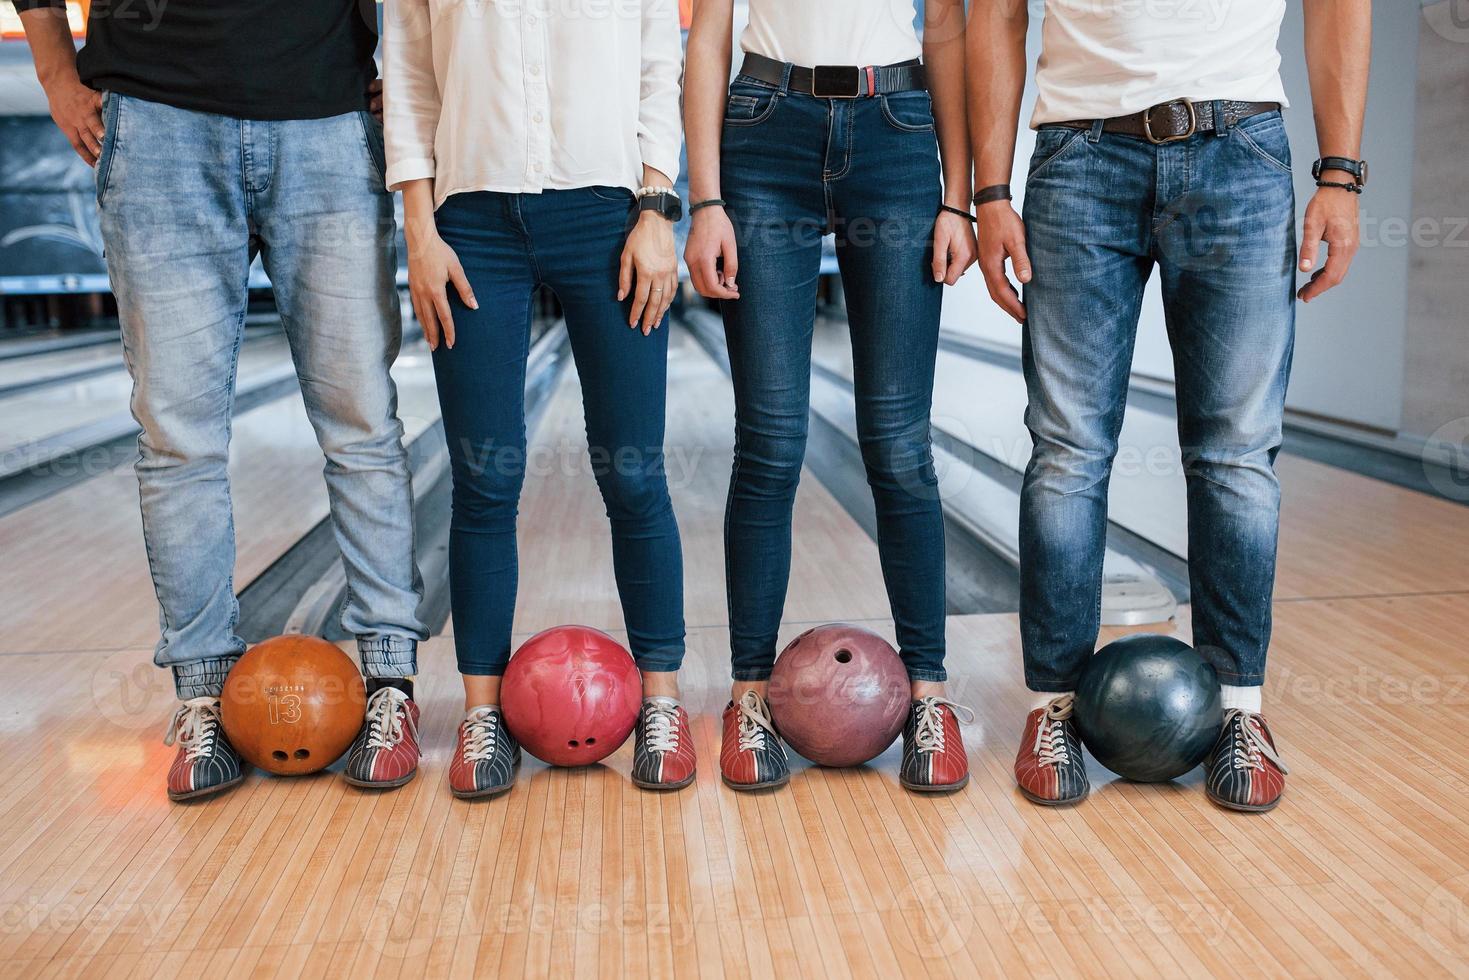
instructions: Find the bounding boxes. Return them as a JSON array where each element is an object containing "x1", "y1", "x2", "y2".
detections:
[
  {"x1": 736, "y1": 690, "x2": 777, "y2": 753},
  {"x1": 164, "y1": 697, "x2": 222, "y2": 763},
  {"x1": 912, "y1": 696, "x2": 975, "y2": 755},
  {"x1": 460, "y1": 707, "x2": 500, "y2": 763},
  {"x1": 1032, "y1": 693, "x2": 1076, "y2": 767},
  {"x1": 1225, "y1": 708, "x2": 1289, "y2": 774},
  {"x1": 363, "y1": 687, "x2": 416, "y2": 751},
  {"x1": 642, "y1": 699, "x2": 681, "y2": 753}
]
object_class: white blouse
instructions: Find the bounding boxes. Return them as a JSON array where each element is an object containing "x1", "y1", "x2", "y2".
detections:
[
  {"x1": 740, "y1": 0, "x2": 921, "y2": 69},
  {"x1": 382, "y1": 0, "x2": 683, "y2": 209}
]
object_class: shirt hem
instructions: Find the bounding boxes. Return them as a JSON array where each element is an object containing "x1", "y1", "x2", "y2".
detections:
[{"x1": 80, "y1": 78, "x2": 370, "y2": 122}]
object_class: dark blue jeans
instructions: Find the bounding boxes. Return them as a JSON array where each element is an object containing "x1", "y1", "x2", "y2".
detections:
[
  {"x1": 719, "y1": 72, "x2": 947, "y2": 682},
  {"x1": 1019, "y1": 110, "x2": 1298, "y2": 690},
  {"x1": 431, "y1": 188, "x2": 685, "y2": 676}
]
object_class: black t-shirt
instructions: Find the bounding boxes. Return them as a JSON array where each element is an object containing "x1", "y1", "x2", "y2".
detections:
[{"x1": 14, "y1": 0, "x2": 377, "y2": 120}]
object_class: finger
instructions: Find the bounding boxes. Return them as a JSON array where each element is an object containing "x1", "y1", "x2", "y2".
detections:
[
  {"x1": 722, "y1": 244, "x2": 739, "y2": 289},
  {"x1": 629, "y1": 271, "x2": 652, "y2": 329},
  {"x1": 369, "y1": 78, "x2": 384, "y2": 95},
  {"x1": 696, "y1": 256, "x2": 736, "y2": 300},
  {"x1": 431, "y1": 288, "x2": 456, "y2": 349},
  {"x1": 412, "y1": 293, "x2": 440, "y2": 351},
  {"x1": 1009, "y1": 235, "x2": 1033, "y2": 284},
  {"x1": 932, "y1": 230, "x2": 949, "y2": 283},
  {"x1": 1298, "y1": 246, "x2": 1351, "y2": 303},
  {"x1": 447, "y1": 262, "x2": 478, "y2": 309},
  {"x1": 79, "y1": 125, "x2": 101, "y2": 159},
  {"x1": 981, "y1": 264, "x2": 1025, "y2": 323},
  {"x1": 618, "y1": 250, "x2": 633, "y2": 302},
  {"x1": 1299, "y1": 211, "x2": 1324, "y2": 272},
  {"x1": 642, "y1": 277, "x2": 667, "y2": 334},
  {"x1": 87, "y1": 113, "x2": 106, "y2": 147},
  {"x1": 91, "y1": 90, "x2": 103, "y2": 110},
  {"x1": 70, "y1": 134, "x2": 97, "y2": 167}
]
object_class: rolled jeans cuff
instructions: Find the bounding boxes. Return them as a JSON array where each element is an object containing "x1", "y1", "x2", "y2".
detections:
[
  {"x1": 359, "y1": 636, "x2": 418, "y2": 678},
  {"x1": 906, "y1": 667, "x2": 947, "y2": 683},
  {"x1": 173, "y1": 657, "x2": 239, "y2": 700},
  {"x1": 731, "y1": 668, "x2": 774, "y2": 682}
]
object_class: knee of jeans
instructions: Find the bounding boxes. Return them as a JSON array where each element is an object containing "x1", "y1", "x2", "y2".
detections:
[
  {"x1": 1186, "y1": 440, "x2": 1282, "y2": 492},
  {"x1": 133, "y1": 393, "x2": 230, "y2": 471},
  {"x1": 450, "y1": 468, "x2": 522, "y2": 530},
  {"x1": 857, "y1": 420, "x2": 934, "y2": 482},
  {"x1": 732, "y1": 429, "x2": 806, "y2": 499},
  {"x1": 318, "y1": 416, "x2": 408, "y2": 473},
  {"x1": 1026, "y1": 435, "x2": 1115, "y2": 497},
  {"x1": 597, "y1": 466, "x2": 672, "y2": 523}
]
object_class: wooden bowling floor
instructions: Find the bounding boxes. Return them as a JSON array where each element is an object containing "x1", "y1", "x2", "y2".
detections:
[{"x1": 3, "y1": 330, "x2": 1469, "y2": 978}]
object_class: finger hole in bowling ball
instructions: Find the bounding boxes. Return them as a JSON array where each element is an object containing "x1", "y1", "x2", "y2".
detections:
[
  {"x1": 294, "y1": 749, "x2": 310, "y2": 760},
  {"x1": 271, "y1": 750, "x2": 288, "y2": 762},
  {"x1": 834, "y1": 649, "x2": 853, "y2": 664},
  {"x1": 569, "y1": 740, "x2": 579, "y2": 747},
  {"x1": 586, "y1": 737, "x2": 596, "y2": 745}
]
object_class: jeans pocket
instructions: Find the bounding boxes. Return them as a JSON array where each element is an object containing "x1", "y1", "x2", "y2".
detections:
[
  {"x1": 879, "y1": 91, "x2": 935, "y2": 133},
  {"x1": 588, "y1": 184, "x2": 636, "y2": 205},
  {"x1": 95, "y1": 91, "x2": 121, "y2": 206},
  {"x1": 1026, "y1": 127, "x2": 1085, "y2": 180},
  {"x1": 1232, "y1": 116, "x2": 1292, "y2": 175},
  {"x1": 357, "y1": 110, "x2": 388, "y2": 185},
  {"x1": 724, "y1": 82, "x2": 779, "y2": 127}
]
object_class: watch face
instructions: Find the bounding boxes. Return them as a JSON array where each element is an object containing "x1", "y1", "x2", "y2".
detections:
[{"x1": 1359, "y1": 160, "x2": 1369, "y2": 186}]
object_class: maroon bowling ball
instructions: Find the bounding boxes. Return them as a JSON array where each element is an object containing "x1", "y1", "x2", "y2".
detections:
[{"x1": 768, "y1": 624, "x2": 909, "y2": 767}]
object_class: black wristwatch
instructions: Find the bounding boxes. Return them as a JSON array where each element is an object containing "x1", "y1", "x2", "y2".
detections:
[
  {"x1": 1312, "y1": 156, "x2": 1369, "y2": 188},
  {"x1": 637, "y1": 189, "x2": 683, "y2": 222}
]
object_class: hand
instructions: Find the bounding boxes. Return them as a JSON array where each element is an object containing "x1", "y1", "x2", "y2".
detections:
[
  {"x1": 976, "y1": 201, "x2": 1031, "y2": 323},
  {"x1": 684, "y1": 206, "x2": 739, "y2": 300},
  {"x1": 45, "y1": 74, "x2": 104, "y2": 165},
  {"x1": 407, "y1": 230, "x2": 476, "y2": 351},
  {"x1": 368, "y1": 78, "x2": 383, "y2": 123},
  {"x1": 619, "y1": 211, "x2": 678, "y2": 335},
  {"x1": 1297, "y1": 182, "x2": 1360, "y2": 303},
  {"x1": 932, "y1": 210, "x2": 978, "y2": 285}
]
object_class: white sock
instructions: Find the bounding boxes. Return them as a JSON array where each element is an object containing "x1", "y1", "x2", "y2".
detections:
[
  {"x1": 1029, "y1": 689, "x2": 1070, "y2": 711},
  {"x1": 465, "y1": 703, "x2": 498, "y2": 715},
  {"x1": 1219, "y1": 685, "x2": 1262, "y2": 713}
]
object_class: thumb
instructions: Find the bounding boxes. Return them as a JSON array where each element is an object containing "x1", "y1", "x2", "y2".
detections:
[{"x1": 1299, "y1": 209, "x2": 1324, "y2": 272}]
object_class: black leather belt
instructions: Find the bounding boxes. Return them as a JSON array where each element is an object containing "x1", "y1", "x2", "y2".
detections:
[
  {"x1": 1054, "y1": 98, "x2": 1280, "y2": 144},
  {"x1": 738, "y1": 52, "x2": 927, "y2": 98}
]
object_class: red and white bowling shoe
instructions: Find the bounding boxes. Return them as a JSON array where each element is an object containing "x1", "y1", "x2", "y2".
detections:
[
  {"x1": 1013, "y1": 694, "x2": 1089, "y2": 806},
  {"x1": 1206, "y1": 709, "x2": 1288, "y2": 812},
  {"x1": 900, "y1": 696, "x2": 973, "y2": 792},
  {"x1": 631, "y1": 697, "x2": 697, "y2": 790},
  {"x1": 343, "y1": 686, "x2": 420, "y2": 789},
  {"x1": 720, "y1": 690, "x2": 789, "y2": 791}
]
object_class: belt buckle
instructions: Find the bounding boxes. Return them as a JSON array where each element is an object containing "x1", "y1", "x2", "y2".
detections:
[
  {"x1": 812, "y1": 65, "x2": 861, "y2": 98},
  {"x1": 1143, "y1": 98, "x2": 1197, "y2": 144}
]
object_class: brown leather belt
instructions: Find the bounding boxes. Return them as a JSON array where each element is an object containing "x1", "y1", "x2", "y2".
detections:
[{"x1": 1054, "y1": 98, "x2": 1280, "y2": 144}]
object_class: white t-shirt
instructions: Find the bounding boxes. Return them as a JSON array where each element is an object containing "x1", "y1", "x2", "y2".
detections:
[
  {"x1": 740, "y1": 0, "x2": 922, "y2": 68},
  {"x1": 1031, "y1": 0, "x2": 1290, "y2": 126}
]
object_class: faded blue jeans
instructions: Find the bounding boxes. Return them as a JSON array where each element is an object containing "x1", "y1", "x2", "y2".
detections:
[
  {"x1": 1019, "y1": 109, "x2": 1297, "y2": 691},
  {"x1": 718, "y1": 70, "x2": 947, "y2": 682},
  {"x1": 95, "y1": 93, "x2": 427, "y2": 698}
]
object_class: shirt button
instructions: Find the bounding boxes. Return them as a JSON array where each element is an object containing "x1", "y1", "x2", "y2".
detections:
[
  {"x1": 530, "y1": 65, "x2": 541, "y2": 76},
  {"x1": 527, "y1": 15, "x2": 537, "y2": 26}
]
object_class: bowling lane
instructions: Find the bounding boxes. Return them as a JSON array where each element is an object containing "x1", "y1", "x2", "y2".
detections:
[{"x1": 0, "y1": 343, "x2": 443, "y2": 656}]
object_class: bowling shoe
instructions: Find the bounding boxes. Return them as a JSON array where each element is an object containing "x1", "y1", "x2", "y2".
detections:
[
  {"x1": 449, "y1": 706, "x2": 521, "y2": 799},
  {"x1": 163, "y1": 697, "x2": 247, "y2": 801},
  {"x1": 720, "y1": 690, "x2": 789, "y2": 791},
  {"x1": 1205, "y1": 709, "x2": 1288, "y2": 812},
  {"x1": 900, "y1": 697, "x2": 974, "y2": 793},
  {"x1": 343, "y1": 686, "x2": 421, "y2": 789},
  {"x1": 632, "y1": 698, "x2": 697, "y2": 791},
  {"x1": 1013, "y1": 694, "x2": 1089, "y2": 806}
]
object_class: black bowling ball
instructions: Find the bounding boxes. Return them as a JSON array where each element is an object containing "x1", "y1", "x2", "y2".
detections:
[{"x1": 1074, "y1": 633, "x2": 1222, "y2": 782}]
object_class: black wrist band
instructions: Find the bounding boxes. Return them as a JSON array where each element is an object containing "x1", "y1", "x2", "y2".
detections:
[
  {"x1": 1316, "y1": 180, "x2": 1363, "y2": 194},
  {"x1": 972, "y1": 184, "x2": 1012, "y2": 206},
  {"x1": 939, "y1": 204, "x2": 976, "y2": 222},
  {"x1": 689, "y1": 198, "x2": 727, "y2": 214}
]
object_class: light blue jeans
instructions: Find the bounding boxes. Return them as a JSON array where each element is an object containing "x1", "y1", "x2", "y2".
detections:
[
  {"x1": 1019, "y1": 109, "x2": 1297, "y2": 691},
  {"x1": 95, "y1": 93, "x2": 427, "y2": 698}
]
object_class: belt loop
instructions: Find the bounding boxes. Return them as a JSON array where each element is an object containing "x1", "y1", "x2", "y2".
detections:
[
  {"x1": 1087, "y1": 119, "x2": 1104, "y2": 143},
  {"x1": 1212, "y1": 99, "x2": 1228, "y2": 137},
  {"x1": 779, "y1": 61, "x2": 793, "y2": 95}
]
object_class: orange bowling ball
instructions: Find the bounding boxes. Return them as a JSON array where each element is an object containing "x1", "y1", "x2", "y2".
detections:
[{"x1": 220, "y1": 635, "x2": 366, "y2": 775}]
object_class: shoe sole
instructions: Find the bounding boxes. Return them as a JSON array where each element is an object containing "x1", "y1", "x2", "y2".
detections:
[
  {"x1": 344, "y1": 769, "x2": 418, "y2": 790},
  {"x1": 901, "y1": 772, "x2": 971, "y2": 794},
  {"x1": 1017, "y1": 784, "x2": 1089, "y2": 807},
  {"x1": 451, "y1": 781, "x2": 515, "y2": 800},
  {"x1": 1207, "y1": 793, "x2": 1281, "y2": 813},
  {"x1": 632, "y1": 771, "x2": 697, "y2": 791},
  {"x1": 722, "y1": 771, "x2": 790, "y2": 792},
  {"x1": 168, "y1": 770, "x2": 247, "y2": 802}
]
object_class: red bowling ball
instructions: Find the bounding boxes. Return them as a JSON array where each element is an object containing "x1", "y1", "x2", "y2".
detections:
[
  {"x1": 500, "y1": 625, "x2": 642, "y2": 767},
  {"x1": 768, "y1": 623, "x2": 910, "y2": 767}
]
